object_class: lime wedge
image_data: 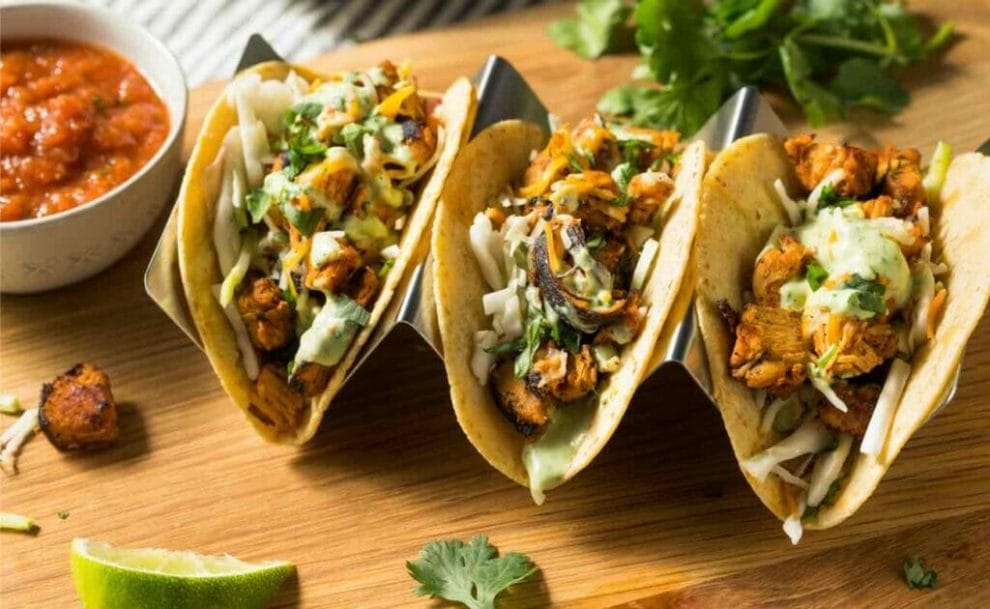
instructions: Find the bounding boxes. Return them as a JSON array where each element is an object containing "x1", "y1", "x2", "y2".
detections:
[{"x1": 71, "y1": 538, "x2": 294, "y2": 609}]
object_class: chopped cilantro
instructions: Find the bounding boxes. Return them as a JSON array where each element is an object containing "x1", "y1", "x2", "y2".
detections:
[
  {"x1": 551, "y1": 319, "x2": 582, "y2": 354},
  {"x1": 806, "y1": 261, "x2": 829, "y2": 291},
  {"x1": 484, "y1": 337, "x2": 525, "y2": 356},
  {"x1": 817, "y1": 184, "x2": 857, "y2": 209},
  {"x1": 585, "y1": 235, "x2": 606, "y2": 251},
  {"x1": 617, "y1": 138, "x2": 655, "y2": 166},
  {"x1": 281, "y1": 204, "x2": 324, "y2": 238},
  {"x1": 245, "y1": 189, "x2": 274, "y2": 224},
  {"x1": 407, "y1": 535, "x2": 536, "y2": 609},
  {"x1": 514, "y1": 315, "x2": 547, "y2": 378},
  {"x1": 903, "y1": 557, "x2": 938, "y2": 590},
  {"x1": 281, "y1": 102, "x2": 326, "y2": 178},
  {"x1": 57, "y1": 511, "x2": 70, "y2": 520},
  {"x1": 567, "y1": 153, "x2": 586, "y2": 173},
  {"x1": 844, "y1": 273, "x2": 887, "y2": 315}
]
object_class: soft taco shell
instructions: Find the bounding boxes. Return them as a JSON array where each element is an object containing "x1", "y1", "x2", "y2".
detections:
[
  {"x1": 178, "y1": 61, "x2": 476, "y2": 444},
  {"x1": 432, "y1": 119, "x2": 707, "y2": 488},
  {"x1": 695, "y1": 133, "x2": 990, "y2": 527}
]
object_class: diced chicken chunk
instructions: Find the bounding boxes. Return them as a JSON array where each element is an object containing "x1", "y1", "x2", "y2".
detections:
[
  {"x1": 819, "y1": 382, "x2": 879, "y2": 437},
  {"x1": 345, "y1": 266, "x2": 380, "y2": 309},
  {"x1": 291, "y1": 362, "x2": 331, "y2": 398},
  {"x1": 627, "y1": 171, "x2": 675, "y2": 225},
  {"x1": 814, "y1": 319, "x2": 898, "y2": 378},
  {"x1": 730, "y1": 305, "x2": 809, "y2": 393},
  {"x1": 250, "y1": 364, "x2": 305, "y2": 432},
  {"x1": 753, "y1": 235, "x2": 810, "y2": 306},
  {"x1": 491, "y1": 361, "x2": 553, "y2": 437},
  {"x1": 784, "y1": 135, "x2": 877, "y2": 198},
  {"x1": 529, "y1": 343, "x2": 599, "y2": 403},
  {"x1": 877, "y1": 145, "x2": 925, "y2": 218},
  {"x1": 305, "y1": 242, "x2": 362, "y2": 293},
  {"x1": 236, "y1": 277, "x2": 295, "y2": 351},
  {"x1": 38, "y1": 362, "x2": 118, "y2": 450},
  {"x1": 400, "y1": 118, "x2": 437, "y2": 167}
]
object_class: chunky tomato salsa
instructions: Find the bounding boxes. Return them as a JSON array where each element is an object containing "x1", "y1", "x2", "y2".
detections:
[{"x1": 0, "y1": 39, "x2": 170, "y2": 222}]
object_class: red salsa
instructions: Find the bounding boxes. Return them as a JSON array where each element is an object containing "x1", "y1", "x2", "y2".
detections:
[{"x1": 0, "y1": 39, "x2": 170, "y2": 222}]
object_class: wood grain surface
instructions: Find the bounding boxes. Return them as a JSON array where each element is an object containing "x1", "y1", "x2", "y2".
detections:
[{"x1": 3, "y1": 2, "x2": 989, "y2": 608}]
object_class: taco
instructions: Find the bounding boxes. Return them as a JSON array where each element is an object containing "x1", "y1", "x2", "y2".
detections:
[
  {"x1": 178, "y1": 60, "x2": 475, "y2": 443},
  {"x1": 433, "y1": 117, "x2": 706, "y2": 501},
  {"x1": 695, "y1": 133, "x2": 989, "y2": 541}
]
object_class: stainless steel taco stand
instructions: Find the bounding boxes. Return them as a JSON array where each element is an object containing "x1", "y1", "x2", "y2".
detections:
[{"x1": 145, "y1": 36, "x2": 962, "y2": 417}]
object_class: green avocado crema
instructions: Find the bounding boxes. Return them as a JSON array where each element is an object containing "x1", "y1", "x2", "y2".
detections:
[
  {"x1": 777, "y1": 207, "x2": 912, "y2": 318},
  {"x1": 522, "y1": 398, "x2": 598, "y2": 504},
  {"x1": 293, "y1": 295, "x2": 371, "y2": 369}
]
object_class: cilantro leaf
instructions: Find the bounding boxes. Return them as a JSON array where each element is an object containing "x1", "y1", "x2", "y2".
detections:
[
  {"x1": 515, "y1": 314, "x2": 549, "y2": 378},
  {"x1": 546, "y1": 0, "x2": 635, "y2": 60},
  {"x1": 829, "y1": 58, "x2": 909, "y2": 114},
  {"x1": 903, "y1": 556, "x2": 938, "y2": 590},
  {"x1": 407, "y1": 536, "x2": 536, "y2": 609},
  {"x1": 806, "y1": 260, "x2": 828, "y2": 291},
  {"x1": 282, "y1": 204, "x2": 324, "y2": 238},
  {"x1": 817, "y1": 183, "x2": 857, "y2": 209},
  {"x1": 281, "y1": 102, "x2": 326, "y2": 178},
  {"x1": 844, "y1": 273, "x2": 886, "y2": 315},
  {"x1": 779, "y1": 37, "x2": 843, "y2": 127},
  {"x1": 485, "y1": 337, "x2": 526, "y2": 356},
  {"x1": 598, "y1": 79, "x2": 722, "y2": 137},
  {"x1": 245, "y1": 189, "x2": 274, "y2": 224},
  {"x1": 635, "y1": 0, "x2": 713, "y2": 85},
  {"x1": 586, "y1": 234, "x2": 606, "y2": 251}
]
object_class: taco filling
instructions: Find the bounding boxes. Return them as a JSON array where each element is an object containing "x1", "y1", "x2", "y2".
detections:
[
  {"x1": 467, "y1": 117, "x2": 682, "y2": 498},
  {"x1": 721, "y1": 135, "x2": 952, "y2": 542},
  {"x1": 209, "y1": 61, "x2": 443, "y2": 433}
]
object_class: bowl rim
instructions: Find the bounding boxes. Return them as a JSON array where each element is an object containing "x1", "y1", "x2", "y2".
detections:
[{"x1": 0, "y1": 0, "x2": 189, "y2": 233}]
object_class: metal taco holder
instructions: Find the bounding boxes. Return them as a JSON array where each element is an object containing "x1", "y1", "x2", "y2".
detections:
[{"x1": 145, "y1": 36, "x2": 962, "y2": 418}]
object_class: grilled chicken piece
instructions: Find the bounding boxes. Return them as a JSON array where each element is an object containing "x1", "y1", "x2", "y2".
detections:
[
  {"x1": 491, "y1": 360, "x2": 553, "y2": 436},
  {"x1": 305, "y1": 242, "x2": 362, "y2": 293},
  {"x1": 591, "y1": 235, "x2": 627, "y2": 273},
  {"x1": 291, "y1": 362, "x2": 331, "y2": 398},
  {"x1": 820, "y1": 382, "x2": 880, "y2": 436},
  {"x1": 296, "y1": 162, "x2": 356, "y2": 205},
  {"x1": 860, "y1": 195, "x2": 894, "y2": 219},
  {"x1": 627, "y1": 171, "x2": 675, "y2": 225},
  {"x1": 373, "y1": 60, "x2": 400, "y2": 99},
  {"x1": 250, "y1": 364, "x2": 305, "y2": 432},
  {"x1": 596, "y1": 293, "x2": 645, "y2": 345},
  {"x1": 400, "y1": 118, "x2": 437, "y2": 167},
  {"x1": 877, "y1": 146, "x2": 926, "y2": 218},
  {"x1": 522, "y1": 130, "x2": 571, "y2": 192},
  {"x1": 529, "y1": 343, "x2": 599, "y2": 403},
  {"x1": 785, "y1": 135, "x2": 877, "y2": 198},
  {"x1": 730, "y1": 305, "x2": 809, "y2": 393},
  {"x1": 345, "y1": 266, "x2": 380, "y2": 308},
  {"x1": 813, "y1": 318, "x2": 898, "y2": 378},
  {"x1": 236, "y1": 278, "x2": 295, "y2": 351},
  {"x1": 753, "y1": 235, "x2": 810, "y2": 306},
  {"x1": 573, "y1": 117, "x2": 619, "y2": 168},
  {"x1": 38, "y1": 363, "x2": 119, "y2": 450}
]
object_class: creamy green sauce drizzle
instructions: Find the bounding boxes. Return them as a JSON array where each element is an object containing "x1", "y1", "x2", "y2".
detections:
[
  {"x1": 522, "y1": 398, "x2": 598, "y2": 504},
  {"x1": 778, "y1": 207, "x2": 911, "y2": 317}
]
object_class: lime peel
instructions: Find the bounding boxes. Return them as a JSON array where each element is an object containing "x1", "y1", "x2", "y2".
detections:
[{"x1": 1, "y1": 512, "x2": 39, "y2": 533}]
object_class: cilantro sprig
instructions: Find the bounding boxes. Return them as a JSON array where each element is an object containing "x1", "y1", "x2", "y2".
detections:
[
  {"x1": 407, "y1": 536, "x2": 536, "y2": 609},
  {"x1": 550, "y1": 0, "x2": 954, "y2": 135}
]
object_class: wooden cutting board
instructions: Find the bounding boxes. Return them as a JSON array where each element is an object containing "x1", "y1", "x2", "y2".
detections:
[{"x1": 3, "y1": 2, "x2": 989, "y2": 607}]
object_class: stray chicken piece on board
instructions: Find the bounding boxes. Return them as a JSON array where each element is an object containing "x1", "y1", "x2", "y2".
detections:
[{"x1": 39, "y1": 362, "x2": 119, "y2": 450}]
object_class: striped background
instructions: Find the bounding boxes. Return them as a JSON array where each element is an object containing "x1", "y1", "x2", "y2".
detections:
[{"x1": 78, "y1": 0, "x2": 559, "y2": 85}]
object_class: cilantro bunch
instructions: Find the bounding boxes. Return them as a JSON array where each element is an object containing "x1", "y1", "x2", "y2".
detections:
[{"x1": 549, "y1": 0, "x2": 954, "y2": 135}]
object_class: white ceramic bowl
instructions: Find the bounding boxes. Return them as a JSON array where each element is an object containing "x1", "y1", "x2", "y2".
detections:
[{"x1": 0, "y1": 1, "x2": 187, "y2": 294}]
